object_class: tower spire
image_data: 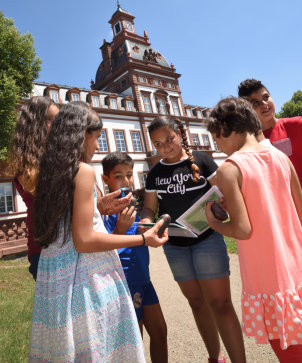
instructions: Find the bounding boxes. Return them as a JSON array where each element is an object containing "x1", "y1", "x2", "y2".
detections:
[{"x1": 117, "y1": 0, "x2": 121, "y2": 10}]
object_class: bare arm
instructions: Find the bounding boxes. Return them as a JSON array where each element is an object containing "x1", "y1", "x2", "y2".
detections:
[
  {"x1": 97, "y1": 187, "x2": 133, "y2": 215},
  {"x1": 72, "y1": 163, "x2": 168, "y2": 252},
  {"x1": 140, "y1": 191, "x2": 158, "y2": 222},
  {"x1": 205, "y1": 161, "x2": 251, "y2": 239},
  {"x1": 288, "y1": 158, "x2": 302, "y2": 224}
]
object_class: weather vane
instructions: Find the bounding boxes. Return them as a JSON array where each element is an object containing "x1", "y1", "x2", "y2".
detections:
[{"x1": 117, "y1": 0, "x2": 121, "y2": 10}]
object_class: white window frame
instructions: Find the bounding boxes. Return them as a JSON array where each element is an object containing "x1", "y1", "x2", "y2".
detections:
[
  {"x1": 92, "y1": 95, "x2": 100, "y2": 108},
  {"x1": 126, "y1": 100, "x2": 134, "y2": 111},
  {"x1": 186, "y1": 108, "x2": 192, "y2": 117},
  {"x1": 158, "y1": 99, "x2": 166, "y2": 115},
  {"x1": 110, "y1": 98, "x2": 118, "y2": 109},
  {"x1": 72, "y1": 93, "x2": 80, "y2": 101},
  {"x1": 0, "y1": 182, "x2": 14, "y2": 214},
  {"x1": 98, "y1": 130, "x2": 109, "y2": 152},
  {"x1": 114, "y1": 130, "x2": 127, "y2": 152},
  {"x1": 196, "y1": 110, "x2": 202, "y2": 119},
  {"x1": 131, "y1": 131, "x2": 143, "y2": 152},
  {"x1": 202, "y1": 134, "x2": 210, "y2": 147},
  {"x1": 172, "y1": 100, "x2": 180, "y2": 116},
  {"x1": 139, "y1": 172, "x2": 148, "y2": 188},
  {"x1": 50, "y1": 90, "x2": 59, "y2": 103},
  {"x1": 139, "y1": 76, "x2": 146, "y2": 83},
  {"x1": 143, "y1": 96, "x2": 152, "y2": 113},
  {"x1": 192, "y1": 134, "x2": 200, "y2": 146}
]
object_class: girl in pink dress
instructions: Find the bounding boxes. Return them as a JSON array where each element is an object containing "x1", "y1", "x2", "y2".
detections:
[{"x1": 205, "y1": 97, "x2": 302, "y2": 363}]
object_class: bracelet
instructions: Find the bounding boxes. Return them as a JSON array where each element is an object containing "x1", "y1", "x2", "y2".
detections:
[{"x1": 140, "y1": 233, "x2": 146, "y2": 246}]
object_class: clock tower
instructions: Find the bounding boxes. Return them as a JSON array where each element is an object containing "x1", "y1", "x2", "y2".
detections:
[{"x1": 92, "y1": 2, "x2": 185, "y2": 117}]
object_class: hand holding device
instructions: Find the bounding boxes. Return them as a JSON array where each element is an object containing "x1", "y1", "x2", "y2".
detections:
[
  {"x1": 210, "y1": 202, "x2": 228, "y2": 221},
  {"x1": 156, "y1": 214, "x2": 171, "y2": 237}
]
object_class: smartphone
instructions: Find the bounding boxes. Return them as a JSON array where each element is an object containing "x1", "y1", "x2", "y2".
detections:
[
  {"x1": 211, "y1": 202, "x2": 228, "y2": 221},
  {"x1": 157, "y1": 214, "x2": 171, "y2": 237},
  {"x1": 117, "y1": 187, "x2": 131, "y2": 198}
]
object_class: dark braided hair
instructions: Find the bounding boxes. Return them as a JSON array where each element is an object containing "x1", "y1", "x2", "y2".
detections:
[{"x1": 148, "y1": 116, "x2": 200, "y2": 182}]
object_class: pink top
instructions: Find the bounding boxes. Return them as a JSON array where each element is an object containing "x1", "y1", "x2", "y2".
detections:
[{"x1": 227, "y1": 148, "x2": 302, "y2": 349}]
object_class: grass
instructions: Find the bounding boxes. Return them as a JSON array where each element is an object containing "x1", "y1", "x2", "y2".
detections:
[
  {"x1": 0, "y1": 239, "x2": 236, "y2": 362},
  {"x1": 0, "y1": 255, "x2": 35, "y2": 363},
  {"x1": 225, "y1": 236, "x2": 237, "y2": 253}
]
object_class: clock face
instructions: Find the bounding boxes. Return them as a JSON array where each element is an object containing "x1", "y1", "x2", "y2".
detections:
[{"x1": 124, "y1": 21, "x2": 134, "y2": 32}]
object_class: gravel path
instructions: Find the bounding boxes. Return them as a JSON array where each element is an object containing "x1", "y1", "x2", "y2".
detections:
[{"x1": 143, "y1": 248, "x2": 278, "y2": 363}]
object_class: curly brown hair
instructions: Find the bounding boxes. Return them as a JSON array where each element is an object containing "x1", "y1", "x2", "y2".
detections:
[
  {"x1": 34, "y1": 101, "x2": 103, "y2": 248},
  {"x1": 8, "y1": 96, "x2": 56, "y2": 193},
  {"x1": 148, "y1": 116, "x2": 200, "y2": 182},
  {"x1": 208, "y1": 97, "x2": 262, "y2": 138}
]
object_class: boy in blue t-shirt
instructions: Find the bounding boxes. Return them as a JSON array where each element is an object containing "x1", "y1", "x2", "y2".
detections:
[{"x1": 102, "y1": 152, "x2": 168, "y2": 363}]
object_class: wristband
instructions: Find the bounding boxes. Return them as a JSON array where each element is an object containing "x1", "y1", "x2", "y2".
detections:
[{"x1": 141, "y1": 233, "x2": 146, "y2": 246}]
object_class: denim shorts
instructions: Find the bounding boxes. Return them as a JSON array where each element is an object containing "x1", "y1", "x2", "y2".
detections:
[
  {"x1": 163, "y1": 232, "x2": 230, "y2": 282},
  {"x1": 128, "y1": 281, "x2": 159, "y2": 322}
]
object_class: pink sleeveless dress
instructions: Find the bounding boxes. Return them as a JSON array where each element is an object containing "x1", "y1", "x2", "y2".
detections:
[{"x1": 227, "y1": 148, "x2": 302, "y2": 349}]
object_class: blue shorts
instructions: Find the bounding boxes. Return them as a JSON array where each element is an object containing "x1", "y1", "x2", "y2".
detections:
[
  {"x1": 128, "y1": 281, "x2": 159, "y2": 322},
  {"x1": 163, "y1": 232, "x2": 230, "y2": 282}
]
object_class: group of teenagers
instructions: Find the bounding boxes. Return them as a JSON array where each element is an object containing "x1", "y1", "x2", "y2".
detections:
[{"x1": 8, "y1": 78, "x2": 302, "y2": 363}]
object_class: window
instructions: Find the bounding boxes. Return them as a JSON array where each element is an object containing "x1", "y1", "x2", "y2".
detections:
[
  {"x1": 126, "y1": 100, "x2": 134, "y2": 111},
  {"x1": 114, "y1": 22, "x2": 121, "y2": 35},
  {"x1": 50, "y1": 90, "x2": 59, "y2": 103},
  {"x1": 143, "y1": 96, "x2": 152, "y2": 113},
  {"x1": 192, "y1": 134, "x2": 200, "y2": 146},
  {"x1": 0, "y1": 183, "x2": 14, "y2": 214},
  {"x1": 114, "y1": 130, "x2": 127, "y2": 152},
  {"x1": 213, "y1": 140, "x2": 220, "y2": 151},
  {"x1": 98, "y1": 130, "x2": 109, "y2": 152},
  {"x1": 186, "y1": 108, "x2": 192, "y2": 117},
  {"x1": 139, "y1": 172, "x2": 148, "y2": 188},
  {"x1": 154, "y1": 79, "x2": 161, "y2": 86},
  {"x1": 110, "y1": 98, "x2": 117, "y2": 109},
  {"x1": 196, "y1": 110, "x2": 202, "y2": 119},
  {"x1": 168, "y1": 82, "x2": 173, "y2": 89},
  {"x1": 131, "y1": 131, "x2": 143, "y2": 152},
  {"x1": 202, "y1": 134, "x2": 210, "y2": 147},
  {"x1": 172, "y1": 100, "x2": 180, "y2": 116},
  {"x1": 72, "y1": 93, "x2": 80, "y2": 101},
  {"x1": 202, "y1": 110, "x2": 208, "y2": 118},
  {"x1": 158, "y1": 99, "x2": 166, "y2": 114},
  {"x1": 139, "y1": 76, "x2": 146, "y2": 83},
  {"x1": 92, "y1": 95, "x2": 100, "y2": 107}
]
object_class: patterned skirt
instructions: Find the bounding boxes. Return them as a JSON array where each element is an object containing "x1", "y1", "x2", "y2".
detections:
[{"x1": 29, "y1": 231, "x2": 145, "y2": 362}]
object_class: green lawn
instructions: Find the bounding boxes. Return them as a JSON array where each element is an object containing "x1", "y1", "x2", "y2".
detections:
[
  {"x1": 0, "y1": 238, "x2": 236, "y2": 362},
  {"x1": 0, "y1": 256, "x2": 35, "y2": 363}
]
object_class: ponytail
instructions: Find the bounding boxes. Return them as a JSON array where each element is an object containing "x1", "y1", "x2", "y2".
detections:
[{"x1": 176, "y1": 120, "x2": 200, "y2": 182}]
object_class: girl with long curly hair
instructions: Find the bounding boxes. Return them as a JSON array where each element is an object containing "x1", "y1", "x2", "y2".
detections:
[
  {"x1": 8, "y1": 96, "x2": 59, "y2": 279},
  {"x1": 140, "y1": 116, "x2": 246, "y2": 363},
  {"x1": 29, "y1": 101, "x2": 168, "y2": 362}
]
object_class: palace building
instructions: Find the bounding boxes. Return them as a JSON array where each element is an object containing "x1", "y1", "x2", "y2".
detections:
[{"x1": 0, "y1": 3, "x2": 224, "y2": 257}]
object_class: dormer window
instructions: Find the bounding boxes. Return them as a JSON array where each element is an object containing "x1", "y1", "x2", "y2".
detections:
[
  {"x1": 196, "y1": 110, "x2": 202, "y2": 119},
  {"x1": 124, "y1": 20, "x2": 134, "y2": 32},
  {"x1": 168, "y1": 82, "x2": 173, "y2": 89},
  {"x1": 92, "y1": 95, "x2": 100, "y2": 108},
  {"x1": 139, "y1": 76, "x2": 146, "y2": 83},
  {"x1": 114, "y1": 21, "x2": 122, "y2": 36},
  {"x1": 50, "y1": 90, "x2": 59, "y2": 103},
  {"x1": 110, "y1": 98, "x2": 117, "y2": 109},
  {"x1": 154, "y1": 79, "x2": 161, "y2": 86},
  {"x1": 126, "y1": 100, "x2": 134, "y2": 111},
  {"x1": 186, "y1": 108, "x2": 192, "y2": 117},
  {"x1": 72, "y1": 93, "x2": 80, "y2": 101}
]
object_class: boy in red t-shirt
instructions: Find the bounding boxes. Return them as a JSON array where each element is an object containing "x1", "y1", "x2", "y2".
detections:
[{"x1": 238, "y1": 78, "x2": 302, "y2": 185}]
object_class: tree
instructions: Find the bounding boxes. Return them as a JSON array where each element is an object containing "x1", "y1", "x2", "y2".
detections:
[
  {"x1": 0, "y1": 12, "x2": 41, "y2": 160},
  {"x1": 278, "y1": 90, "x2": 302, "y2": 118}
]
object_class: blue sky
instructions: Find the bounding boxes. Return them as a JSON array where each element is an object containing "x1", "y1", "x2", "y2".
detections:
[{"x1": 2, "y1": 0, "x2": 302, "y2": 112}]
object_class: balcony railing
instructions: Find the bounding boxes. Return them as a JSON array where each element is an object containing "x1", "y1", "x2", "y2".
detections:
[{"x1": 0, "y1": 215, "x2": 28, "y2": 258}]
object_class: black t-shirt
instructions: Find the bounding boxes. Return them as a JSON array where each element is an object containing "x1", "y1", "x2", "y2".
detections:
[{"x1": 146, "y1": 151, "x2": 218, "y2": 246}]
